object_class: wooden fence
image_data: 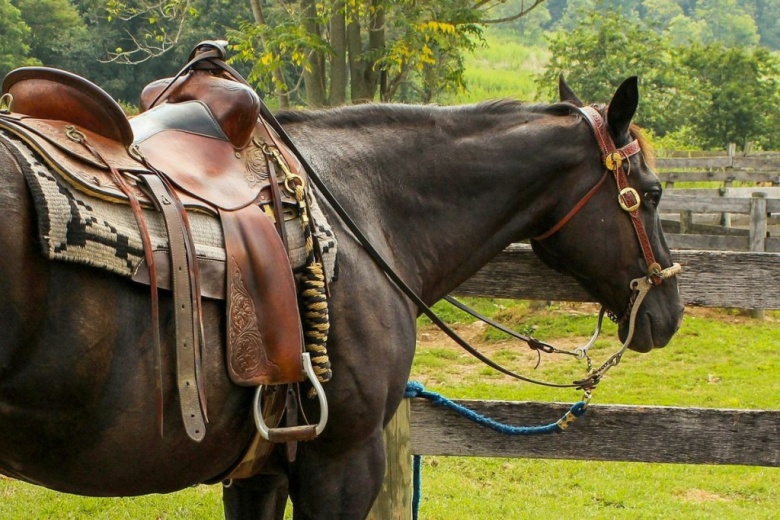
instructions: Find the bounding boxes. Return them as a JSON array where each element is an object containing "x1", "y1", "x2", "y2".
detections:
[
  {"x1": 367, "y1": 244, "x2": 780, "y2": 518},
  {"x1": 654, "y1": 148, "x2": 780, "y2": 253}
]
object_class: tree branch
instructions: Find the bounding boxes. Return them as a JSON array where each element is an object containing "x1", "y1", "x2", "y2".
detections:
[{"x1": 479, "y1": 0, "x2": 547, "y2": 24}]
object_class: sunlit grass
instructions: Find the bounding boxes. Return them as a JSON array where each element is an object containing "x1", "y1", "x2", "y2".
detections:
[
  {"x1": 409, "y1": 302, "x2": 779, "y2": 519},
  {"x1": 441, "y1": 30, "x2": 549, "y2": 104}
]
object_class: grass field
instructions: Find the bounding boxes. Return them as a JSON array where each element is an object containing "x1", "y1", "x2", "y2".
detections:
[
  {"x1": 410, "y1": 301, "x2": 780, "y2": 520},
  {"x1": 440, "y1": 31, "x2": 549, "y2": 105},
  {"x1": 0, "y1": 302, "x2": 777, "y2": 519}
]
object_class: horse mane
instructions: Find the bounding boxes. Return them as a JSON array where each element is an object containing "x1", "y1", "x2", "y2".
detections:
[
  {"x1": 631, "y1": 123, "x2": 656, "y2": 168},
  {"x1": 275, "y1": 100, "x2": 655, "y2": 166},
  {"x1": 274, "y1": 99, "x2": 574, "y2": 129}
]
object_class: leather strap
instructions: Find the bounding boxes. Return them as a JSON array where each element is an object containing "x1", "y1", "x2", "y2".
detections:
[
  {"x1": 70, "y1": 132, "x2": 167, "y2": 434},
  {"x1": 141, "y1": 173, "x2": 207, "y2": 442},
  {"x1": 266, "y1": 155, "x2": 289, "y2": 250},
  {"x1": 534, "y1": 169, "x2": 610, "y2": 240},
  {"x1": 578, "y1": 106, "x2": 661, "y2": 282}
]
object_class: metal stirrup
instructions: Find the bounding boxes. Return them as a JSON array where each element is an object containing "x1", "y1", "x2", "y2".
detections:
[{"x1": 253, "y1": 353, "x2": 329, "y2": 442}]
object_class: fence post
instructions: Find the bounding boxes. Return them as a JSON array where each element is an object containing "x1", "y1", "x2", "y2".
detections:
[
  {"x1": 679, "y1": 210, "x2": 694, "y2": 234},
  {"x1": 367, "y1": 398, "x2": 412, "y2": 519},
  {"x1": 749, "y1": 192, "x2": 768, "y2": 319},
  {"x1": 720, "y1": 144, "x2": 737, "y2": 227}
]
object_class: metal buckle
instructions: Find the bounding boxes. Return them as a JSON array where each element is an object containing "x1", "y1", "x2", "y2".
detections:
[
  {"x1": 65, "y1": 125, "x2": 86, "y2": 143},
  {"x1": 604, "y1": 151, "x2": 622, "y2": 171},
  {"x1": 0, "y1": 93, "x2": 12, "y2": 113},
  {"x1": 128, "y1": 144, "x2": 145, "y2": 162},
  {"x1": 618, "y1": 187, "x2": 641, "y2": 212}
]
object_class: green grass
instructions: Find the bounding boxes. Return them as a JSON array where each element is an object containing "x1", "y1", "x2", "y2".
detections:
[
  {"x1": 410, "y1": 302, "x2": 780, "y2": 520},
  {"x1": 441, "y1": 30, "x2": 549, "y2": 105},
  {"x1": 0, "y1": 484, "x2": 226, "y2": 519}
]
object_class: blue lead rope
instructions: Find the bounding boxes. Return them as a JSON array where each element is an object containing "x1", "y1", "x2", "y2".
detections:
[{"x1": 403, "y1": 381, "x2": 590, "y2": 520}]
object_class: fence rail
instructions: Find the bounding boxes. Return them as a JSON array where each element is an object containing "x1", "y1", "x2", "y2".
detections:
[{"x1": 367, "y1": 243, "x2": 780, "y2": 518}]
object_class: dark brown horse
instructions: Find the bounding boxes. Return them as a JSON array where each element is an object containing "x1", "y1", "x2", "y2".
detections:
[{"x1": 0, "y1": 77, "x2": 682, "y2": 519}]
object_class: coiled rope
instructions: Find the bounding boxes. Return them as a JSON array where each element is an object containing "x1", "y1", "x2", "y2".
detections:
[{"x1": 270, "y1": 149, "x2": 333, "y2": 388}]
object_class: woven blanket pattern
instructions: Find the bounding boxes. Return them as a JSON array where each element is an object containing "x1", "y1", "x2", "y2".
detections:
[{"x1": 3, "y1": 130, "x2": 337, "y2": 281}]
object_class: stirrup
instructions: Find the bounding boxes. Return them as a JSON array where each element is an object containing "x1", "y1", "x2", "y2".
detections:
[{"x1": 252, "y1": 353, "x2": 329, "y2": 442}]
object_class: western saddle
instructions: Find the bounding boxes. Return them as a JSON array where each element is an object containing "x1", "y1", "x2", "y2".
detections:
[{"x1": 0, "y1": 41, "x2": 329, "y2": 453}]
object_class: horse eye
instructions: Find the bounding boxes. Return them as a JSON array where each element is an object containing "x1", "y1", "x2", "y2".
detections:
[{"x1": 644, "y1": 189, "x2": 662, "y2": 208}]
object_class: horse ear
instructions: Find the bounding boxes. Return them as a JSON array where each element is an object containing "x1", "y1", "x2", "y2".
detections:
[
  {"x1": 607, "y1": 76, "x2": 639, "y2": 140},
  {"x1": 558, "y1": 74, "x2": 583, "y2": 106}
]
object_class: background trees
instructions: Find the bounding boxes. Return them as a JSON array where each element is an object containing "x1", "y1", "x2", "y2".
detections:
[
  {"x1": 536, "y1": 4, "x2": 780, "y2": 149},
  {"x1": 0, "y1": 0, "x2": 39, "y2": 77},
  {"x1": 0, "y1": 0, "x2": 778, "y2": 150}
]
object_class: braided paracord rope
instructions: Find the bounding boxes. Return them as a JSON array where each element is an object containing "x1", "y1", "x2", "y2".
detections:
[{"x1": 292, "y1": 182, "x2": 332, "y2": 386}]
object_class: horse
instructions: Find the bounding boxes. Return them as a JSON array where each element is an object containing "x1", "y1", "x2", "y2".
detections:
[{"x1": 0, "y1": 76, "x2": 683, "y2": 519}]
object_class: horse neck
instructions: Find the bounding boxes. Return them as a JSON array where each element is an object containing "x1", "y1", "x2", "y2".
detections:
[{"x1": 284, "y1": 103, "x2": 585, "y2": 303}]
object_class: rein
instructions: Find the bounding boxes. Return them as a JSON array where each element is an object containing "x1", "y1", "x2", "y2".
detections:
[{"x1": 259, "y1": 102, "x2": 680, "y2": 391}]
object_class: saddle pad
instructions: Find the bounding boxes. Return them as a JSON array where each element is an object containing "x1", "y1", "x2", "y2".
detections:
[{"x1": 3, "y1": 130, "x2": 337, "y2": 284}]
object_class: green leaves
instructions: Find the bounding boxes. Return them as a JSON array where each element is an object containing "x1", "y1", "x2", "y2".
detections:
[{"x1": 536, "y1": 10, "x2": 780, "y2": 151}]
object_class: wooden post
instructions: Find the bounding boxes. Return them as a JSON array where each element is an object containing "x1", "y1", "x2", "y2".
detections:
[
  {"x1": 367, "y1": 398, "x2": 412, "y2": 520},
  {"x1": 679, "y1": 210, "x2": 693, "y2": 234},
  {"x1": 721, "y1": 144, "x2": 736, "y2": 227},
  {"x1": 749, "y1": 192, "x2": 767, "y2": 319}
]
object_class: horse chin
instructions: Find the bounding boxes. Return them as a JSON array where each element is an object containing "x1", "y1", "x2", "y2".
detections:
[{"x1": 619, "y1": 308, "x2": 683, "y2": 353}]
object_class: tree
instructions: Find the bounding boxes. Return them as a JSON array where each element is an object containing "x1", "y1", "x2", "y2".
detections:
[
  {"x1": 13, "y1": 0, "x2": 91, "y2": 73},
  {"x1": 695, "y1": 0, "x2": 760, "y2": 47},
  {"x1": 103, "y1": 0, "x2": 548, "y2": 107},
  {"x1": 0, "y1": 0, "x2": 39, "y2": 78},
  {"x1": 752, "y1": 0, "x2": 780, "y2": 50},
  {"x1": 680, "y1": 44, "x2": 780, "y2": 149},
  {"x1": 537, "y1": 9, "x2": 780, "y2": 149},
  {"x1": 537, "y1": 11, "x2": 688, "y2": 136},
  {"x1": 490, "y1": 0, "x2": 552, "y2": 45}
]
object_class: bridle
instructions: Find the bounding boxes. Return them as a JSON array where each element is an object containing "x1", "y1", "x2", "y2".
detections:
[
  {"x1": 536, "y1": 105, "x2": 665, "y2": 280},
  {"x1": 530, "y1": 104, "x2": 682, "y2": 384},
  {"x1": 258, "y1": 99, "x2": 681, "y2": 392}
]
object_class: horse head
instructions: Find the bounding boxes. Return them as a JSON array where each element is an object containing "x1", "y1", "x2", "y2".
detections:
[{"x1": 531, "y1": 76, "x2": 684, "y2": 353}]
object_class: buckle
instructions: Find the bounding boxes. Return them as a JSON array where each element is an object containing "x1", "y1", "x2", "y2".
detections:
[
  {"x1": 604, "y1": 151, "x2": 622, "y2": 171},
  {"x1": 618, "y1": 187, "x2": 641, "y2": 212},
  {"x1": 0, "y1": 93, "x2": 12, "y2": 113}
]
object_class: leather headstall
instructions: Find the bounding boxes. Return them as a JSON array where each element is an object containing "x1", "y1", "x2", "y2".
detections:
[{"x1": 534, "y1": 104, "x2": 664, "y2": 285}]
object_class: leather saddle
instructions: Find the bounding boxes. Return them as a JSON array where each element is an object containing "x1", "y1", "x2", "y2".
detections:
[{"x1": 0, "y1": 41, "x2": 317, "y2": 445}]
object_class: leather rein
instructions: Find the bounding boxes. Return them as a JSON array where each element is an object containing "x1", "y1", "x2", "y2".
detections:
[{"x1": 260, "y1": 102, "x2": 681, "y2": 391}]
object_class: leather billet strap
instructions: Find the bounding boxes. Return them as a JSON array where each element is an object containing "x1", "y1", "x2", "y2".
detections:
[{"x1": 141, "y1": 173, "x2": 208, "y2": 442}]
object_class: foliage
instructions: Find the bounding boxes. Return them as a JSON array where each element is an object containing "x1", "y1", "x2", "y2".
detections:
[
  {"x1": 0, "y1": 0, "x2": 40, "y2": 78},
  {"x1": 537, "y1": 11, "x2": 687, "y2": 136},
  {"x1": 13, "y1": 0, "x2": 90, "y2": 71},
  {"x1": 536, "y1": 9, "x2": 780, "y2": 150},
  {"x1": 227, "y1": 0, "x2": 486, "y2": 106},
  {"x1": 679, "y1": 43, "x2": 780, "y2": 149}
]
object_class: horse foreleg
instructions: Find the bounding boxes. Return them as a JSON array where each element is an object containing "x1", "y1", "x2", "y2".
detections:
[
  {"x1": 287, "y1": 429, "x2": 386, "y2": 520},
  {"x1": 222, "y1": 473, "x2": 289, "y2": 520}
]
